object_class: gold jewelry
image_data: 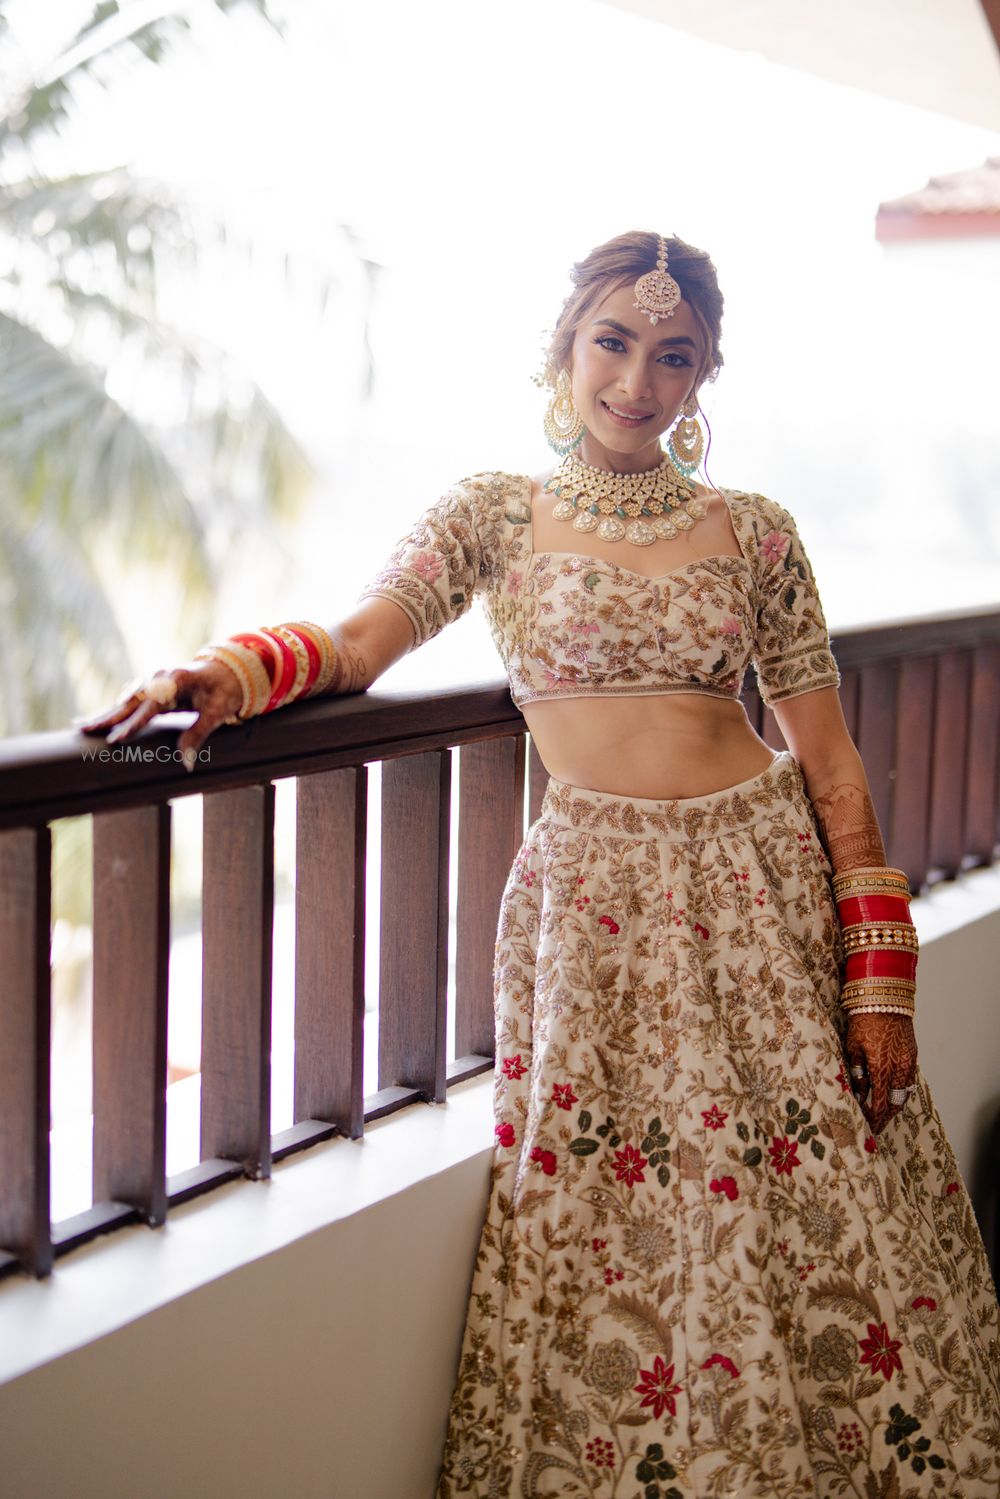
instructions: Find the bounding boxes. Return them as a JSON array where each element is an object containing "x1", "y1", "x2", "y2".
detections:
[
  {"x1": 633, "y1": 235, "x2": 681, "y2": 326},
  {"x1": 841, "y1": 923, "x2": 919, "y2": 957},
  {"x1": 543, "y1": 450, "x2": 707, "y2": 547},
  {"x1": 285, "y1": 621, "x2": 339, "y2": 695},
  {"x1": 668, "y1": 397, "x2": 705, "y2": 476},
  {"x1": 139, "y1": 674, "x2": 178, "y2": 708},
  {"x1": 194, "y1": 640, "x2": 271, "y2": 720},
  {"x1": 832, "y1": 867, "x2": 912, "y2": 900},
  {"x1": 543, "y1": 368, "x2": 585, "y2": 455}
]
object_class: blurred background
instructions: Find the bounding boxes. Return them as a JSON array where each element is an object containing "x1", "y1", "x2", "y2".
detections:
[{"x1": 2, "y1": 0, "x2": 998, "y2": 1213}]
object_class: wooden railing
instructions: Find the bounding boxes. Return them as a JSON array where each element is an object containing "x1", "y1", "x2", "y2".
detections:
[{"x1": 1, "y1": 605, "x2": 998, "y2": 1279}]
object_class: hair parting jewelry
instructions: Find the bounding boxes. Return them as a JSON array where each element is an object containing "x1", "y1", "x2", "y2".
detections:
[{"x1": 633, "y1": 234, "x2": 682, "y2": 326}]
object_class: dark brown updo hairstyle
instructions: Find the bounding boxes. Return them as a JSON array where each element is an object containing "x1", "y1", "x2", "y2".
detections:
[{"x1": 544, "y1": 230, "x2": 724, "y2": 390}]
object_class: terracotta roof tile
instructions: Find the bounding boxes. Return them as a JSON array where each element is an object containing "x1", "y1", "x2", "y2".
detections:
[{"x1": 878, "y1": 158, "x2": 1000, "y2": 218}]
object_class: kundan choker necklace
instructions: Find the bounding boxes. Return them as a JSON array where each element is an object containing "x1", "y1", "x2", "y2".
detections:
[{"x1": 542, "y1": 451, "x2": 708, "y2": 546}]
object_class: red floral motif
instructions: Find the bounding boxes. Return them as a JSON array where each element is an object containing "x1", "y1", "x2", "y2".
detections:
[
  {"x1": 912, "y1": 1295, "x2": 937, "y2": 1311},
  {"x1": 768, "y1": 1137, "x2": 801, "y2": 1175},
  {"x1": 585, "y1": 1436, "x2": 615, "y2": 1469},
  {"x1": 603, "y1": 1267, "x2": 625, "y2": 1285},
  {"x1": 591, "y1": 1237, "x2": 608, "y2": 1252},
  {"x1": 575, "y1": 894, "x2": 591, "y2": 911},
  {"x1": 612, "y1": 1143, "x2": 648, "y2": 1187},
  {"x1": 598, "y1": 914, "x2": 620, "y2": 934},
  {"x1": 529, "y1": 1146, "x2": 557, "y2": 1177},
  {"x1": 759, "y1": 529, "x2": 791, "y2": 564},
  {"x1": 837, "y1": 1421, "x2": 864, "y2": 1455},
  {"x1": 634, "y1": 1356, "x2": 682, "y2": 1420},
  {"x1": 945, "y1": 1182, "x2": 959, "y2": 1195},
  {"x1": 710, "y1": 1176, "x2": 739, "y2": 1201},
  {"x1": 501, "y1": 1054, "x2": 527, "y2": 1081},
  {"x1": 797, "y1": 1261, "x2": 817, "y2": 1282},
  {"x1": 702, "y1": 1105, "x2": 728, "y2": 1130},
  {"x1": 858, "y1": 1321, "x2": 903, "y2": 1381},
  {"x1": 494, "y1": 1122, "x2": 515, "y2": 1148},
  {"x1": 864, "y1": 1136, "x2": 878, "y2": 1154},
  {"x1": 701, "y1": 1353, "x2": 739, "y2": 1378},
  {"x1": 693, "y1": 922, "x2": 710, "y2": 940},
  {"x1": 837, "y1": 1067, "x2": 850, "y2": 1093},
  {"x1": 754, "y1": 889, "x2": 766, "y2": 907},
  {"x1": 551, "y1": 1083, "x2": 578, "y2": 1111}
]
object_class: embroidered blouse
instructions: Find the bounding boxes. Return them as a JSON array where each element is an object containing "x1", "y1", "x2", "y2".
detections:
[{"x1": 357, "y1": 471, "x2": 840, "y2": 710}]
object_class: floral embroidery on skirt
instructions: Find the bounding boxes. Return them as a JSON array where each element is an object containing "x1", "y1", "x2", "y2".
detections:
[{"x1": 436, "y1": 753, "x2": 1000, "y2": 1498}]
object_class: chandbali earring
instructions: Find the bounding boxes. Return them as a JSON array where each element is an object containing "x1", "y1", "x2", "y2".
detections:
[
  {"x1": 543, "y1": 368, "x2": 585, "y2": 455},
  {"x1": 667, "y1": 397, "x2": 705, "y2": 477}
]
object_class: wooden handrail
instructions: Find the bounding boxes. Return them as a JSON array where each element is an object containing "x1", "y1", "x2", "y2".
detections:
[{"x1": 1, "y1": 605, "x2": 998, "y2": 1279}]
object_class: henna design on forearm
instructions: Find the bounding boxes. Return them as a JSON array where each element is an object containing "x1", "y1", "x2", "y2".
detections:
[
  {"x1": 810, "y1": 781, "x2": 886, "y2": 872},
  {"x1": 329, "y1": 639, "x2": 369, "y2": 694}
]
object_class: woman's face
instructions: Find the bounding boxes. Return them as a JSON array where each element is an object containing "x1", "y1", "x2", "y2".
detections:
[{"x1": 568, "y1": 280, "x2": 704, "y2": 470}]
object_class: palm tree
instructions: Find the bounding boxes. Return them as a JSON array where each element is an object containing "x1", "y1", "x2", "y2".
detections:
[{"x1": 0, "y1": 0, "x2": 370, "y2": 735}]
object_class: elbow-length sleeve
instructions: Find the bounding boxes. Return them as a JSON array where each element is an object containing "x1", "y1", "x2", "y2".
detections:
[
  {"x1": 356, "y1": 478, "x2": 488, "y2": 649},
  {"x1": 751, "y1": 499, "x2": 841, "y2": 707}
]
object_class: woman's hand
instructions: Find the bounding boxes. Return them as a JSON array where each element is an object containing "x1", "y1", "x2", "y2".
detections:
[
  {"x1": 845, "y1": 1012, "x2": 918, "y2": 1136},
  {"x1": 77, "y1": 661, "x2": 243, "y2": 771}
]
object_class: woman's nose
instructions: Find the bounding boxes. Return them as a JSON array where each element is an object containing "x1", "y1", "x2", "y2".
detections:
[{"x1": 618, "y1": 360, "x2": 653, "y2": 400}]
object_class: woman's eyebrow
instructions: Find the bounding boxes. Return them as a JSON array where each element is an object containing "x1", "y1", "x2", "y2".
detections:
[{"x1": 592, "y1": 318, "x2": 697, "y2": 349}]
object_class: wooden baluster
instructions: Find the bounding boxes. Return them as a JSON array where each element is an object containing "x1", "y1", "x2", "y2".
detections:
[
  {"x1": 0, "y1": 827, "x2": 52, "y2": 1276},
  {"x1": 891, "y1": 657, "x2": 934, "y2": 888},
  {"x1": 378, "y1": 752, "x2": 450, "y2": 1103},
  {"x1": 856, "y1": 661, "x2": 899, "y2": 841},
  {"x1": 527, "y1": 738, "x2": 548, "y2": 825},
  {"x1": 965, "y1": 643, "x2": 1000, "y2": 866},
  {"x1": 838, "y1": 670, "x2": 859, "y2": 742},
  {"x1": 92, "y1": 806, "x2": 170, "y2": 1225},
  {"x1": 293, "y1": 768, "x2": 367, "y2": 1140},
  {"x1": 741, "y1": 684, "x2": 765, "y2": 737},
  {"x1": 455, "y1": 737, "x2": 525, "y2": 1064},
  {"x1": 201, "y1": 785, "x2": 275, "y2": 1178},
  {"x1": 928, "y1": 650, "x2": 971, "y2": 879}
]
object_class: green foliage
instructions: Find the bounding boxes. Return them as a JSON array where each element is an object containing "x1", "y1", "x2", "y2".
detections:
[{"x1": 0, "y1": 0, "x2": 363, "y2": 736}]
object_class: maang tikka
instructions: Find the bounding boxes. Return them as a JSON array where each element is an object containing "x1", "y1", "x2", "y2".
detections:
[{"x1": 633, "y1": 235, "x2": 682, "y2": 325}]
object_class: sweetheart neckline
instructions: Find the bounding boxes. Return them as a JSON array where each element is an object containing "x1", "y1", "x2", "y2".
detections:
[{"x1": 525, "y1": 549, "x2": 753, "y2": 587}]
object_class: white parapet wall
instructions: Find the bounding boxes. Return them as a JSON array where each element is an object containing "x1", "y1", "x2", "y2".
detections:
[{"x1": 0, "y1": 869, "x2": 998, "y2": 1499}]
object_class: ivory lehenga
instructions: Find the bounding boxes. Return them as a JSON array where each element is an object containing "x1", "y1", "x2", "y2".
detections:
[{"x1": 360, "y1": 473, "x2": 1000, "y2": 1498}]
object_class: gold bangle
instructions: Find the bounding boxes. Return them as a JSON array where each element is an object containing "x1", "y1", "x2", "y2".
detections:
[
  {"x1": 841, "y1": 923, "x2": 919, "y2": 955},
  {"x1": 288, "y1": 621, "x2": 339, "y2": 695},
  {"x1": 195, "y1": 641, "x2": 271, "y2": 719},
  {"x1": 832, "y1": 867, "x2": 912, "y2": 900}
]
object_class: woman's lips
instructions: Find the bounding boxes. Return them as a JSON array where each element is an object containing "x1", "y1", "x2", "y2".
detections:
[{"x1": 601, "y1": 400, "x2": 654, "y2": 428}]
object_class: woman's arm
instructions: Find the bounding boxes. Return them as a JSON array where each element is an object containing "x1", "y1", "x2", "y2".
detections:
[
  {"x1": 773, "y1": 686, "x2": 919, "y2": 1135},
  {"x1": 79, "y1": 597, "x2": 416, "y2": 762}
]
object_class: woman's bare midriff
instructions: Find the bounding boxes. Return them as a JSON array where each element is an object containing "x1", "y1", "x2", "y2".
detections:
[
  {"x1": 521, "y1": 694, "x2": 776, "y2": 800},
  {"x1": 524, "y1": 472, "x2": 777, "y2": 799}
]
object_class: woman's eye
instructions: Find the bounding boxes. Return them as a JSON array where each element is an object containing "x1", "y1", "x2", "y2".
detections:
[
  {"x1": 594, "y1": 335, "x2": 626, "y2": 352},
  {"x1": 659, "y1": 351, "x2": 690, "y2": 367}
]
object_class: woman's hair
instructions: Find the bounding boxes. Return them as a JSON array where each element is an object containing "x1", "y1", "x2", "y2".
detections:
[{"x1": 544, "y1": 230, "x2": 724, "y2": 390}]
